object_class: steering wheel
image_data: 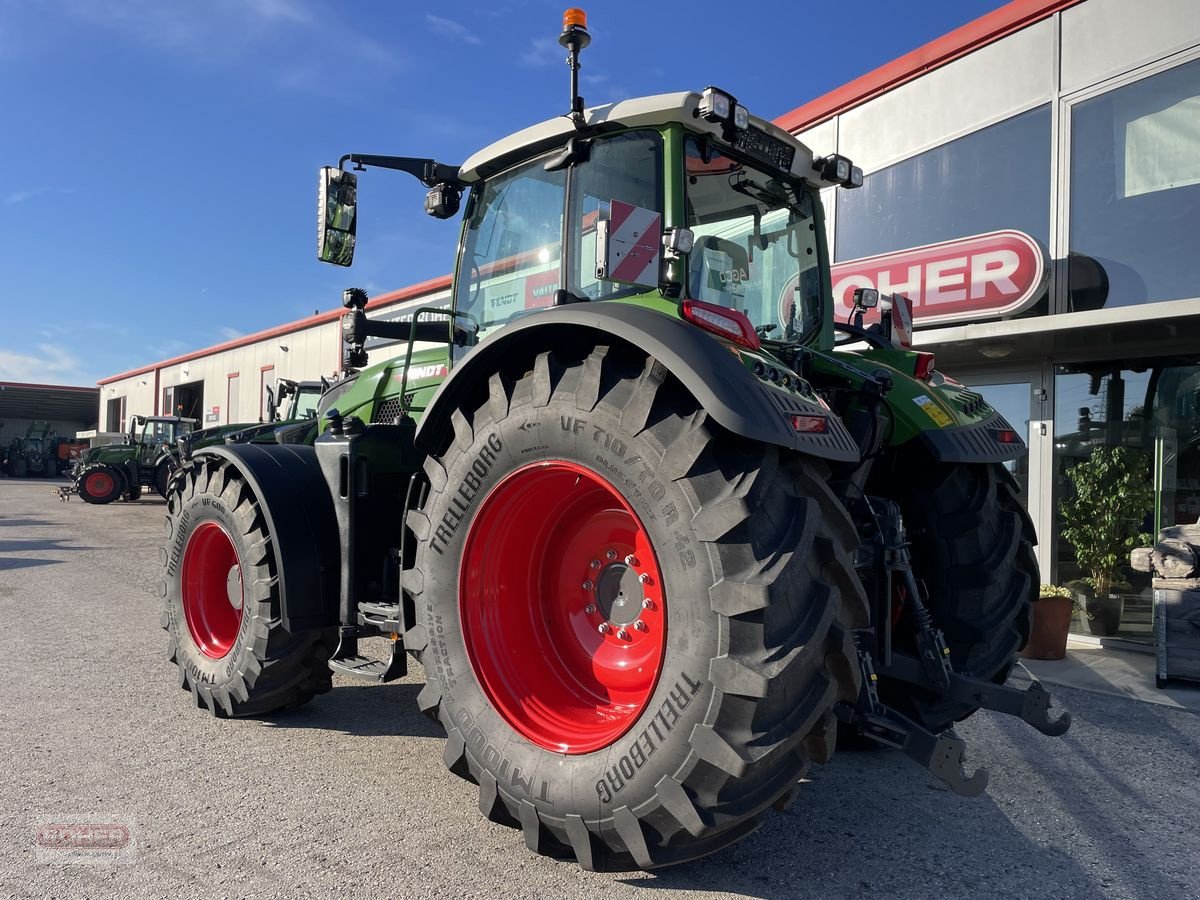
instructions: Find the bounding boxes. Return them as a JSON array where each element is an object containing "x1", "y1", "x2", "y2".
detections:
[{"x1": 832, "y1": 321, "x2": 894, "y2": 349}]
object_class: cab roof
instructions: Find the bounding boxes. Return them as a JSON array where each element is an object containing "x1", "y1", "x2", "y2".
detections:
[{"x1": 458, "y1": 91, "x2": 831, "y2": 188}]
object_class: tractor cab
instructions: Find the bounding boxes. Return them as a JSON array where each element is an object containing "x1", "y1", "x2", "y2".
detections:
[
  {"x1": 319, "y1": 88, "x2": 862, "y2": 371},
  {"x1": 268, "y1": 379, "x2": 323, "y2": 422},
  {"x1": 129, "y1": 416, "x2": 195, "y2": 462}
]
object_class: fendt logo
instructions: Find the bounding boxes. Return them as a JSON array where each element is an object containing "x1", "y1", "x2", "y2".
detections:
[{"x1": 830, "y1": 230, "x2": 1046, "y2": 326}]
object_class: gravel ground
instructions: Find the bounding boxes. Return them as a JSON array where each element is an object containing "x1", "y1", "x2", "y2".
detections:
[{"x1": 2, "y1": 476, "x2": 1199, "y2": 900}]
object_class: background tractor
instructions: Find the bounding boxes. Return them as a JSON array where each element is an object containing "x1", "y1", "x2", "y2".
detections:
[
  {"x1": 66, "y1": 415, "x2": 197, "y2": 503},
  {"x1": 5, "y1": 422, "x2": 57, "y2": 477},
  {"x1": 159, "y1": 10, "x2": 1068, "y2": 871}
]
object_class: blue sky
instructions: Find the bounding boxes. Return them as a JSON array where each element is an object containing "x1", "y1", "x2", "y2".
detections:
[{"x1": 0, "y1": 0, "x2": 1006, "y2": 385}]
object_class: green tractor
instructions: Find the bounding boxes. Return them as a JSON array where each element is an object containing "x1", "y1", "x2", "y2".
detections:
[
  {"x1": 159, "y1": 12, "x2": 1068, "y2": 870},
  {"x1": 65, "y1": 415, "x2": 198, "y2": 503},
  {"x1": 6, "y1": 422, "x2": 57, "y2": 478},
  {"x1": 219, "y1": 378, "x2": 327, "y2": 445}
]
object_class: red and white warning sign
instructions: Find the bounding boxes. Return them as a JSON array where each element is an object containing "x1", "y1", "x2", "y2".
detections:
[{"x1": 600, "y1": 199, "x2": 661, "y2": 287}]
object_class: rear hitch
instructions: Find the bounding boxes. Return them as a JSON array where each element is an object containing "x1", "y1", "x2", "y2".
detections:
[
  {"x1": 877, "y1": 651, "x2": 1071, "y2": 737},
  {"x1": 840, "y1": 647, "x2": 988, "y2": 797}
]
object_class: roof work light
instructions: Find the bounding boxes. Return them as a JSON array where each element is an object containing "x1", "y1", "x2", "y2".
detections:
[
  {"x1": 814, "y1": 154, "x2": 864, "y2": 188},
  {"x1": 697, "y1": 86, "x2": 751, "y2": 135}
]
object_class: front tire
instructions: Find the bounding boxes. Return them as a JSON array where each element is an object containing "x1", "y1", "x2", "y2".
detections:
[
  {"x1": 161, "y1": 454, "x2": 337, "y2": 717},
  {"x1": 407, "y1": 348, "x2": 865, "y2": 870}
]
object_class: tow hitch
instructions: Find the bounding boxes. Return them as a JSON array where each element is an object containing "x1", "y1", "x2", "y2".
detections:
[{"x1": 843, "y1": 495, "x2": 1071, "y2": 795}]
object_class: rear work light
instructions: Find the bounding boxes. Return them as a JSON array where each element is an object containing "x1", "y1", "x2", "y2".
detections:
[
  {"x1": 914, "y1": 351, "x2": 936, "y2": 381},
  {"x1": 680, "y1": 299, "x2": 761, "y2": 350}
]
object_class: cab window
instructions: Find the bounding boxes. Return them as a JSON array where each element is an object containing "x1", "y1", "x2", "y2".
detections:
[{"x1": 569, "y1": 130, "x2": 663, "y2": 299}]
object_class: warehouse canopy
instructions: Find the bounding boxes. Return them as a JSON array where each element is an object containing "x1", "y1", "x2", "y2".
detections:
[{"x1": 0, "y1": 381, "x2": 99, "y2": 425}]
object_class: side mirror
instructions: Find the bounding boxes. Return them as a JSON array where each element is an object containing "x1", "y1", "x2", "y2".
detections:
[{"x1": 318, "y1": 166, "x2": 358, "y2": 267}]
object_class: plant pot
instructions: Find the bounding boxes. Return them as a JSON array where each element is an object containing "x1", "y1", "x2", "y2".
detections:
[
  {"x1": 1021, "y1": 595, "x2": 1074, "y2": 660},
  {"x1": 1083, "y1": 593, "x2": 1124, "y2": 637}
]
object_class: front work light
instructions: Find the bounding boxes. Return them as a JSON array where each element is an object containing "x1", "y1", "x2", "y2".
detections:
[
  {"x1": 698, "y1": 86, "x2": 733, "y2": 124},
  {"x1": 424, "y1": 183, "x2": 461, "y2": 219}
]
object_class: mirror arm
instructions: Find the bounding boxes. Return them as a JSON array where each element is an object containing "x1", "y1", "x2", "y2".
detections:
[{"x1": 340, "y1": 154, "x2": 462, "y2": 189}]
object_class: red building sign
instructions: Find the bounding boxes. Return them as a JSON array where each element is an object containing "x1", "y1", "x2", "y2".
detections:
[{"x1": 830, "y1": 230, "x2": 1046, "y2": 326}]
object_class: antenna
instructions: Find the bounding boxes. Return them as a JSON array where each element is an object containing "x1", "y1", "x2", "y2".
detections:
[{"x1": 559, "y1": 9, "x2": 590, "y2": 128}]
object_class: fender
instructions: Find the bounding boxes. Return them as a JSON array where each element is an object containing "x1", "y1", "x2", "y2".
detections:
[
  {"x1": 817, "y1": 352, "x2": 1025, "y2": 464},
  {"x1": 415, "y1": 302, "x2": 860, "y2": 463},
  {"x1": 194, "y1": 444, "x2": 340, "y2": 632}
]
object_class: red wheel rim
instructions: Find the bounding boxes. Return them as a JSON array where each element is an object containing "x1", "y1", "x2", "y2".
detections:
[
  {"x1": 181, "y1": 522, "x2": 244, "y2": 660},
  {"x1": 460, "y1": 460, "x2": 667, "y2": 754},
  {"x1": 84, "y1": 471, "x2": 113, "y2": 496}
]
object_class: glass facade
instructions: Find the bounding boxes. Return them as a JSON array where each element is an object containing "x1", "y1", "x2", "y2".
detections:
[
  {"x1": 1052, "y1": 358, "x2": 1200, "y2": 642},
  {"x1": 826, "y1": 53, "x2": 1200, "y2": 654},
  {"x1": 1069, "y1": 58, "x2": 1200, "y2": 311},
  {"x1": 835, "y1": 105, "x2": 1053, "y2": 321}
]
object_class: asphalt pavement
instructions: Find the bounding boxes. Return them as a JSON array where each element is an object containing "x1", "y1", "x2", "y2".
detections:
[{"x1": 2, "y1": 476, "x2": 1198, "y2": 900}]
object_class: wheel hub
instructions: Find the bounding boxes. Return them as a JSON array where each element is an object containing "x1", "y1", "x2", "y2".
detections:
[
  {"x1": 226, "y1": 566, "x2": 243, "y2": 610},
  {"x1": 595, "y1": 561, "x2": 643, "y2": 625},
  {"x1": 459, "y1": 460, "x2": 667, "y2": 754}
]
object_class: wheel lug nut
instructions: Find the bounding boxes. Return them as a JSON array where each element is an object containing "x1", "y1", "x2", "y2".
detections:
[
  {"x1": 590, "y1": 559, "x2": 601, "y2": 569},
  {"x1": 582, "y1": 580, "x2": 593, "y2": 591},
  {"x1": 606, "y1": 549, "x2": 617, "y2": 560},
  {"x1": 625, "y1": 554, "x2": 638, "y2": 566},
  {"x1": 634, "y1": 620, "x2": 648, "y2": 632},
  {"x1": 617, "y1": 629, "x2": 630, "y2": 641},
  {"x1": 584, "y1": 604, "x2": 596, "y2": 615},
  {"x1": 642, "y1": 599, "x2": 654, "y2": 610},
  {"x1": 598, "y1": 623, "x2": 611, "y2": 634},
  {"x1": 638, "y1": 573, "x2": 650, "y2": 584}
]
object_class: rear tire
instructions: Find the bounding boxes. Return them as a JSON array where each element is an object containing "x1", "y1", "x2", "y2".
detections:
[
  {"x1": 78, "y1": 465, "x2": 123, "y2": 504},
  {"x1": 877, "y1": 461, "x2": 1037, "y2": 732},
  {"x1": 161, "y1": 454, "x2": 337, "y2": 717},
  {"x1": 406, "y1": 347, "x2": 865, "y2": 870}
]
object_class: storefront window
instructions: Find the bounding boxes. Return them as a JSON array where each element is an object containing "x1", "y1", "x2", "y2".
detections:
[
  {"x1": 835, "y1": 105, "x2": 1052, "y2": 323},
  {"x1": 1068, "y1": 59, "x2": 1200, "y2": 311},
  {"x1": 1052, "y1": 358, "x2": 1200, "y2": 642}
]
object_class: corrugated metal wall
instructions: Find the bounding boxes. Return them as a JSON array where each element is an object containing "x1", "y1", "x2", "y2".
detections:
[
  {"x1": 97, "y1": 287, "x2": 450, "y2": 427},
  {"x1": 0, "y1": 418, "x2": 94, "y2": 445}
]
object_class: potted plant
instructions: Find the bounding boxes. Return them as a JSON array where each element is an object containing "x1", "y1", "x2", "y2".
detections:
[
  {"x1": 1059, "y1": 445, "x2": 1153, "y2": 637},
  {"x1": 1021, "y1": 584, "x2": 1076, "y2": 660}
]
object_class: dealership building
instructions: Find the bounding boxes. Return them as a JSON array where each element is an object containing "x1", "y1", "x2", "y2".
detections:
[{"x1": 98, "y1": 0, "x2": 1200, "y2": 647}]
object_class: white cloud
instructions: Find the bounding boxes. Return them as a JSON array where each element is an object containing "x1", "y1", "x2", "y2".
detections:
[
  {"x1": 5, "y1": 186, "x2": 75, "y2": 206},
  {"x1": 424, "y1": 14, "x2": 481, "y2": 46},
  {"x1": 0, "y1": 342, "x2": 97, "y2": 386},
  {"x1": 520, "y1": 36, "x2": 562, "y2": 68},
  {"x1": 55, "y1": 0, "x2": 400, "y2": 73},
  {"x1": 217, "y1": 326, "x2": 243, "y2": 341}
]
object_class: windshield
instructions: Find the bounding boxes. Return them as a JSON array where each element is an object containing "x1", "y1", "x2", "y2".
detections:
[
  {"x1": 684, "y1": 136, "x2": 825, "y2": 341},
  {"x1": 144, "y1": 421, "x2": 177, "y2": 443},
  {"x1": 292, "y1": 389, "x2": 320, "y2": 419},
  {"x1": 454, "y1": 156, "x2": 565, "y2": 344}
]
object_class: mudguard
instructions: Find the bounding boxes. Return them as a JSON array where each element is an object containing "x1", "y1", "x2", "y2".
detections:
[
  {"x1": 819, "y1": 351, "x2": 1025, "y2": 464},
  {"x1": 415, "y1": 302, "x2": 860, "y2": 463},
  {"x1": 194, "y1": 444, "x2": 340, "y2": 632}
]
